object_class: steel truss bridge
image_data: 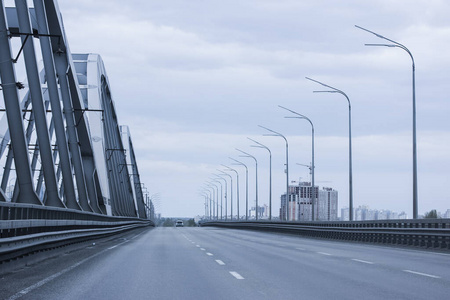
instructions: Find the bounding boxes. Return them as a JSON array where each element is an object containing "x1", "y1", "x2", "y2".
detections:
[{"x1": 0, "y1": 0, "x2": 153, "y2": 262}]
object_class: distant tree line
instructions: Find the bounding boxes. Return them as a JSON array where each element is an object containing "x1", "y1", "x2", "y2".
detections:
[{"x1": 423, "y1": 209, "x2": 439, "y2": 219}]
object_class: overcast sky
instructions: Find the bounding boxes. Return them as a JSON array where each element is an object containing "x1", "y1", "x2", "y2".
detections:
[{"x1": 53, "y1": 0, "x2": 449, "y2": 218}]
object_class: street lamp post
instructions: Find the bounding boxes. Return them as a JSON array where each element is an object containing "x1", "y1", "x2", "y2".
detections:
[
  {"x1": 206, "y1": 188, "x2": 213, "y2": 220},
  {"x1": 201, "y1": 187, "x2": 213, "y2": 220},
  {"x1": 212, "y1": 179, "x2": 223, "y2": 220},
  {"x1": 306, "y1": 77, "x2": 353, "y2": 221},
  {"x1": 248, "y1": 138, "x2": 272, "y2": 220},
  {"x1": 236, "y1": 149, "x2": 259, "y2": 220},
  {"x1": 218, "y1": 170, "x2": 233, "y2": 221},
  {"x1": 355, "y1": 25, "x2": 418, "y2": 219},
  {"x1": 222, "y1": 164, "x2": 239, "y2": 221},
  {"x1": 206, "y1": 182, "x2": 218, "y2": 220},
  {"x1": 259, "y1": 125, "x2": 290, "y2": 221},
  {"x1": 200, "y1": 192, "x2": 209, "y2": 219},
  {"x1": 230, "y1": 157, "x2": 248, "y2": 220},
  {"x1": 214, "y1": 174, "x2": 228, "y2": 221},
  {"x1": 279, "y1": 106, "x2": 316, "y2": 221}
]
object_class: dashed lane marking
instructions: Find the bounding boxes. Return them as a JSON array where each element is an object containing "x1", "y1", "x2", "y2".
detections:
[
  {"x1": 351, "y1": 259, "x2": 374, "y2": 265},
  {"x1": 317, "y1": 252, "x2": 332, "y2": 256},
  {"x1": 403, "y1": 270, "x2": 441, "y2": 279},
  {"x1": 215, "y1": 260, "x2": 225, "y2": 265},
  {"x1": 230, "y1": 271, "x2": 244, "y2": 279},
  {"x1": 206, "y1": 253, "x2": 214, "y2": 256}
]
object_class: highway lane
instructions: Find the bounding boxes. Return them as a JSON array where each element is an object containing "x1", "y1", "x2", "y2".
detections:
[
  {"x1": 1, "y1": 226, "x2": 449, "y2": 299},
  {"x1": 188, "y1": 228, "x2": 450, "y2": 299}
]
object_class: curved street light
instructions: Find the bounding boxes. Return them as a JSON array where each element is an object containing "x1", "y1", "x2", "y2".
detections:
[
  {"x1": 211, "y1": 179, "x2": 224, "y2": 220},
  {"x1": 230, "y1": 157, "x2": 249, "y2": 220},
  {"x1": 201, "y1": 186, "x2": 214, "y2": 220},
  {"x1": 305, "y1": 77, "x2": 353, "y2": 221},
  {"x1": 206, "y1": 182, "x2": 219, "y2": 220},
  {"x1": 355, "y1": 25, "x2": 418, "y2": 219},
  {"x1": 259, "y1": 125, "x2": 290, "y2": 221},
  {"x1": 236, "y1": 149, "x2": 259, "y2": 220},
  {"x1": 199, "y1": 191, "x2": 210, "y2": 219},
  {"x1": 248, "y1": 137, "x2": 272, "y2": 220},
  {"x1": 222, "y1": 164, "x2": 239, "y2": 221},
  {"x1": 214, "y1": 174, "x2": 228, "y2": 221},
  {"x1": 279, "y1": 105, "x2": 316, "y2": 221},
  {"x1": 218, "y1": 170, "x2": 233, "y2": 221},
  {"x1": 204, "y1": 188, "x2": 213, "y2": 220}
]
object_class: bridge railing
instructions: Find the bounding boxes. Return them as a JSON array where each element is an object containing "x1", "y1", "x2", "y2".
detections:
[
  {"x1": 200, "y1": 219, "x2": 450, "y2": 250},
  {"x1": 0, "y1": 202, "x2": 153, "y2": 262},
  {"x1": 0, "y1": 202, "x2": 152, "y2": 238}
]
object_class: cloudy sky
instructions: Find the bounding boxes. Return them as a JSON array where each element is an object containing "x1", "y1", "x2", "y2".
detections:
[{"x1": 53, "y1": 0, "x2": 449, "y2": 218}]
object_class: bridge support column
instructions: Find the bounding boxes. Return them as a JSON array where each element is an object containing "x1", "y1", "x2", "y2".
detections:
[
  {"x1": 0, "y1": 2, "x2": 40, "y2": 205},
  {"x1": 33, "y1": 0, "x2": 81, "y2": 210},
  {"x1": 15, "y1": 0, "x2": 64, "y2": 208},
  {"x1": 54, "y1": 57, "x2": 93, "y2": 212}
]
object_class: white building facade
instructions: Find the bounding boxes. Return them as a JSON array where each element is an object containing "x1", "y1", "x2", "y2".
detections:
[{"x1": 280, "y1": 182, "x2": 338, "y2": 221}]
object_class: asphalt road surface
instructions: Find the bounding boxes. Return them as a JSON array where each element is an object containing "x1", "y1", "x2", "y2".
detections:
[{"x1": 1, "y1": 226, "x2": 449, "y2": 299}]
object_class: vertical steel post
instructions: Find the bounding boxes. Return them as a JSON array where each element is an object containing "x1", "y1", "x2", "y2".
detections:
[
  {"x1": 249, "y1": 138, "x2": 272, "y2": 220},
  {"x1": 259, "y1": 126, "x2": 289, "y2": 221},
  {"x1": 213, "y1": 177, "x2": 226, "y2": 220},
  {"x1": 218, "y1": 171, "x2": 232, "y2": 221},
  {"x1": 355, "y1": 25, "x2": 417, "y2": 219},
  {"x1": 230, "y1": 159, "x2": 247, "y2": 220},
  {"x1": 348, "y1": 100, "x2": 353, "y2": 221},
  {"x1": 236, "y1": 149, "x2": 258, "y2": 220},
  {"x1": 305, "y1": 77, "x2": 353, "y2": 220},
  {"x1": 412, "y1": 61, "x2": 418, "y2": 219}
]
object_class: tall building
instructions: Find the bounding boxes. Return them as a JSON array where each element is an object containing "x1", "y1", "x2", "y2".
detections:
[
  {"x1": 280, "y1": 182, "x2": 337, "y2": 221},
  {"x1": 341, "y1": 207, "x2": 350, "y2": 221},
  {"x1": 280, "y1": 186, "x2": 299, "y2": 221},
  {"x1": 317, "y1": 187, "x2": 338, "y2": 221}
]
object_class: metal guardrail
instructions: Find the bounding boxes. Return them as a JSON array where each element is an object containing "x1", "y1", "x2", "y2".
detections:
[
  {"x1": 0, "y1": 202, "x2": 153, "y2": 262},
  {"x1": 200, "y1": 219, "x2": 450, "y2": 250}
]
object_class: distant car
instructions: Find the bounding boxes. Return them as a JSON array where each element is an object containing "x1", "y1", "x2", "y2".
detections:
[{"x1": 175, "y1": 220, "x2": 184, "y2": 227}]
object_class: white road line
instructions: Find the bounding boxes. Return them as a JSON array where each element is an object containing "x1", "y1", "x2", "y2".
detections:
[
  {"x1": 200, "y1": 248, "x2": 206, "y2": 251},
  {"x1": 215, "y1": 260, "x2": 225, "y2": 265},
  {"x1": 7, "y1": 237, "x2": 132, "y2": 300},
  {"x1": 403, "y1": 270, "x2": 441, "y2": 279},
  {"x1": 351, "y1": 259, "x2": 374, "y2": 265},
  {"x1": 196, "y1": 245, "x2": 201, "y2": 247},
  {"x1": 230, "y1": 271, "x2": 245, "y2": 279},
  {"x1": 296, "y1": 247, "x2": 305, "y2": 251},
  {"x1": 317, "y1": 252, "x2": 332, "y2": 256},
  {"x1": 206, "y1": 252, "x2": 214, "y2": 256}
]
